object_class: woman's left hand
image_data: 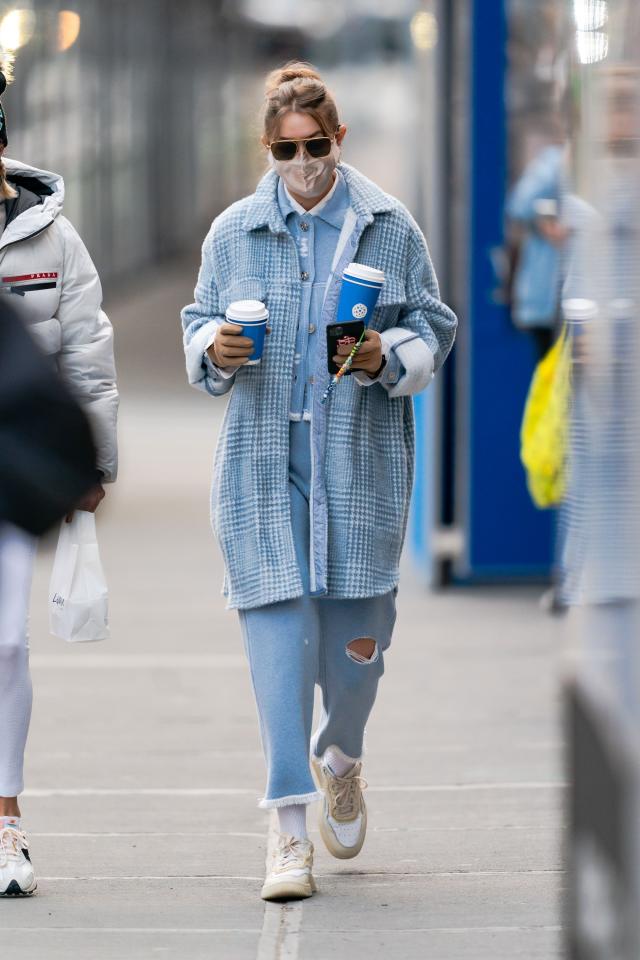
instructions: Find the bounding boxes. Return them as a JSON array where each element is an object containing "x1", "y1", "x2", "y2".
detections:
[
  {"x1": 66, "y1": 483, "x2": 106, "y2": 523},
  {"x1": 334, "y1": 329, "x2": 384, "y2": 376}
]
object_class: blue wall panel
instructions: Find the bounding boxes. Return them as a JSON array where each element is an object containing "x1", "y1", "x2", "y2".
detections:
[
  {"x1": 409, "y1": 389, "x2": 434, "y2": 578},
  {"x1": 467, "y1": 0, "x2": 553, "y2": 577}
]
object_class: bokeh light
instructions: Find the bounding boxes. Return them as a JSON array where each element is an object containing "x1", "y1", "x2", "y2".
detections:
[
  {"x1": 573, "y1": 0, "x2": 608, "y2": 32},
  {"x1": 0, "y1": 8, "x2": 36, "y2": 52},
  {"x1": 58, "y1": 10, "x2": 81, "y2": 52},
  {"x1": 410, "y1": 11, "x2": 438, "y2": 52},
  {"x1": 576, "y1": 29, "x2": 609, "y2": 64}
]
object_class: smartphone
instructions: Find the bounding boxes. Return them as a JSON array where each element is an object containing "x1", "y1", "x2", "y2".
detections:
[{"x1": 326, "y1": 320, "x2": 365, "y2": 375}]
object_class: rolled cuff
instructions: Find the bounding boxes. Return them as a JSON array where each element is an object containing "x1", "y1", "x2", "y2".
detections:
[
  {"x1": 354, "y1": 327, "x2": 435, "y2": 397},
  {"x1": 184, "y1": 319, "x2": 237, "y2": 396},
  {"x1": 353, "y1": 341, "x2": 404, "y2": 388},
  {"x1": 184, "y1": 319, "x2": 219, "y2": 385}
]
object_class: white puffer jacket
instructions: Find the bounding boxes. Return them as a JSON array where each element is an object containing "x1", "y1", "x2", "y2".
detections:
[{"x1": 2, "y1": 158, "x2": 118, "y2": 481}]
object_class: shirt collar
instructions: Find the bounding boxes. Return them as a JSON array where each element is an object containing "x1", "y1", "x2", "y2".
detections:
[{"x1": 277, "y1": 169, "x2": 349, "y2": 229}]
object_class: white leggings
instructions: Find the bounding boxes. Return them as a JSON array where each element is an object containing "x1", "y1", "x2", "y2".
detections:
[{"x1": 0, "y1": 524, "x2": 35, "y2": 797}]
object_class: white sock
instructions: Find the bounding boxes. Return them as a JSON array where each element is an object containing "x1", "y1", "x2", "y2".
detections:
[
  {"x1": 0, "y1": 816, "x2": 21, "y2": 829},
  {"x1": 324, "y1": 746, "x2": 357, "y2": 778},
  {"x1": 277, "y1": 804, "x2": 308, "y2": 840}
]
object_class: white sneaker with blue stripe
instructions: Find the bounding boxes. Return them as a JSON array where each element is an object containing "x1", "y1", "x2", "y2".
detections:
[{"x1": 0, "y1": 824, "x2": 37, "y2": 897}]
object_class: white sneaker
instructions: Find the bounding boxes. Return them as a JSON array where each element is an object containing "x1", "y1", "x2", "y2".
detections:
[
  {"x1": 312, "y1": 756, "x2": 368, "y2": 859},
  {"x1": 261, "y1": 834, "x2": 316, "y2": 901},
  {"x1": 0, "y1": 825, "x2": 37, "y2": 897}
]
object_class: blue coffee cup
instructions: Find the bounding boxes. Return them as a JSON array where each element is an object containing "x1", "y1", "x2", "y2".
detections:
[
  {"x1": 337, "y1": 262, "x2": 385, "y2": 325},
  {"x1": 226, "y1": 299, "x2": 269, "y2": 365}
]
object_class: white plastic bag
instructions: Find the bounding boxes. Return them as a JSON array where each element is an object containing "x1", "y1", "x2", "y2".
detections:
[{"x1": 48, "y1": 511, "x2": 109, "y2": 643}]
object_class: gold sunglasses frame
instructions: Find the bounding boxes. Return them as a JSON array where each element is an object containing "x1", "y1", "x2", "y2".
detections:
[{"x1": 268, "y1": 135, "x2": 335, "y2": 161}]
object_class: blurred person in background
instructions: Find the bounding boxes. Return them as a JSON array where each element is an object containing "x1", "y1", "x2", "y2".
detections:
[
  {"x1": 182, "y1": 62, "x2": 457, "y2": 901},
  {"x1": 507, "y1": 112, "x2": 594, "y2": 616},
  {"x1": 505, "y1": 116, "x2": 570, "y2": 357},
  {"x1": 0, "y1": 61, "x2": 118, "y2": 898}
]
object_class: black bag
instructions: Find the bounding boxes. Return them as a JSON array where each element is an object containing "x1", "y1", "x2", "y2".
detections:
[{"x1": 0, "y1": 305, "x2": 98, "y2": 534}]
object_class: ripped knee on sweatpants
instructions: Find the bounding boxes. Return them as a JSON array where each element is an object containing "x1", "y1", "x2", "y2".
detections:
[{"x1": 345, "y1": 637, "x2": 379, "y2": 664}]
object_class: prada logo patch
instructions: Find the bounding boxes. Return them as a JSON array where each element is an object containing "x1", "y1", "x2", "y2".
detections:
[{"x1": 1, "y1": 272, "x2": 59, "y2": 295}]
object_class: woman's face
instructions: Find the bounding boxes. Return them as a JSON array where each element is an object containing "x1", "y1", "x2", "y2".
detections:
[{"x1": 266, "y1": 110, "x2": 347, "y2": 202}]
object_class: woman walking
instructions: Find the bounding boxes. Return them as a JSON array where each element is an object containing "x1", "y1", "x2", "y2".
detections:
[
  {"x1": 0, "y1": 64, "x2": 118, "y2": 896},
  {"x1": 182, "y1": 62, "x2": 456, "y2": 900}
]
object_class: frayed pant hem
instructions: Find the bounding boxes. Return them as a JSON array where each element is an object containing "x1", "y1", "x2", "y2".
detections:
[{"x1": 258, "y1": 790, "x2": 322, "y2": 810}]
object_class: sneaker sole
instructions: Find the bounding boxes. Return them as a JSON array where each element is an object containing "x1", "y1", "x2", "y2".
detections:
[
  {"x1": 0, "y1": 879, "x2": 37, "y2": 897},
  {"x1": 261, "y1": 874, "x2": 316, "y2": 901},
  {"x1": 312, "y1": 758, "x2": 367, "y2": 860}
]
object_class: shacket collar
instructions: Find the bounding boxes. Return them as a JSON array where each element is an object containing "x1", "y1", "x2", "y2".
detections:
[{"x1": 242, "y1": 162, "x2": 395, "y2": 234}]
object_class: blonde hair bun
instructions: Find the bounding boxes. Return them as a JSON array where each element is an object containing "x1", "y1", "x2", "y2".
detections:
[
  {"x1": 262, "y1": 61, "x2": 339, "y2": 142},
  {"x1": 265, "y1": 61, "x2": 323, "y2": 96}
]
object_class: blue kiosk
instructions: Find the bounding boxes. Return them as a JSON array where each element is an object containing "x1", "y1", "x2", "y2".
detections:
[{"x1": 410, "y1": 0, "x2": 554, "y2": 585}]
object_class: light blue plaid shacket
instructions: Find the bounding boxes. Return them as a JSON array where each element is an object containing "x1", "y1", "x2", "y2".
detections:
[{"x1": 181, "y1": 163, "x2": 457, "y2": 610}]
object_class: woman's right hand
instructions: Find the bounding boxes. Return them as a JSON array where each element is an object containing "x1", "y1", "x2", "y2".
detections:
[
  {"x1": 535, "y1": 217, "x2": 570, "y2": 247},
  {"x1": 207, "y1": 324, "x2": 256, "y2": 367}
]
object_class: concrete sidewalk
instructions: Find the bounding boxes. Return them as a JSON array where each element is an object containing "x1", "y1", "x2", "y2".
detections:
[{"x1": 4, "y1": 261, "x2": 566, "y2": 959}]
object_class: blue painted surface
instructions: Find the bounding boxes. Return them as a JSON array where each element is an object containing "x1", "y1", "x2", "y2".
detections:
[
  {"x1": 466, "y1": 0, "x2": 553, "y2": 577},
  {"x1": 409, "y1": 388, "x2": 433, "y2": 577}
]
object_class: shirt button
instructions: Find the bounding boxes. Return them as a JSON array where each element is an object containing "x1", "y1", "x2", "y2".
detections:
[
  {"x1": 300, "y1": 221, "x2": 309, "y2": 231},
  {"x1": 301, "y1": 271, "x2": 309, "y2": 281},
  {"x1": 308, "y1": 376, "x2": 315, "y2": 385},
  {"x1": 309, "y1": 323, "x2": 316, "y2": 334}
]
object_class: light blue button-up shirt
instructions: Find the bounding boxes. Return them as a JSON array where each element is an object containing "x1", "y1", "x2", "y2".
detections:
[{"x1": 277, "y1": 170, "x2": 351, "y2": 419}]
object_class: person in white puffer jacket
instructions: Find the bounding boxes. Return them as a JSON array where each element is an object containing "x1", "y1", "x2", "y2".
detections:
[
  {"x1": 0, "y1": 156, "x2": 118, "y2": 475},
  {"x1": 0, "y1": 65, "x2": 118, "y2": 897}
]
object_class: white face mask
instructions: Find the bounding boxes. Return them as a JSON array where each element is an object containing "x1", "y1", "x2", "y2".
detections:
[{"x1": 270, "y1": 142, "x2": 340, "y2": 200}]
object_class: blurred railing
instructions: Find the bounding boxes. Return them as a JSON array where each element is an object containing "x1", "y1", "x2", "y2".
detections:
[{"x1": 1, "y1": 0, "x2": 427, "y2": 288}]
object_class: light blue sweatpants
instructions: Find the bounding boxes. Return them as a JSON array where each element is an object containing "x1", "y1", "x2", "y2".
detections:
[
  {"x1": 0, "y1": 524, "x2": 36, "y2": 797},
  {"x1": 239, "y1": 421, "x2": 396, "y2": 809}
]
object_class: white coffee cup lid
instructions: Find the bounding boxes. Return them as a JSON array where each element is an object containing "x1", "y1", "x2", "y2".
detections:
[
  {"x1": 226, "y1": 299, "x2": 269, "y2": 321},
  {"x1": 344, "y1": 262, "x2": 385, "y2": 284},
  {"x1": 562, "y1": 298, "x2": 598, "y2": 322},
  {"x1": 533, "y1": 198, "x2": 558, "y2": 217}
]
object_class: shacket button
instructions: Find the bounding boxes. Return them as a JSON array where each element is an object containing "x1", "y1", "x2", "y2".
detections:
[
  {"x1": 300, "y1": 221, "x2": 309, "y2": 231},
  {"x1": 309, "y1": 323, "x2": 316, "y2": 334},
  {"x1": 301, "y1": 271, "x2": 309, "y2": 281}
]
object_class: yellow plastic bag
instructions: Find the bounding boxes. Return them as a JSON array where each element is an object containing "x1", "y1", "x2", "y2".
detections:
[{"x1": 520, "y1": 328, "x2": 571, "y2": 508}]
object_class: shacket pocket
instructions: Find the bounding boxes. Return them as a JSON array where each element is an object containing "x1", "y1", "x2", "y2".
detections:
[
  {"x1": 371, "y1": 275, "x2": 406, "y2": 331},
  {"x1": 218, "y1": 278, "x2": 266, "y2": 314}
]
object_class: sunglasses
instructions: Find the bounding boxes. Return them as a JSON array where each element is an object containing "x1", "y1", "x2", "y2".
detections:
[{"x1": 269, "y1": 135, "x2": 333, "y2": 163}]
